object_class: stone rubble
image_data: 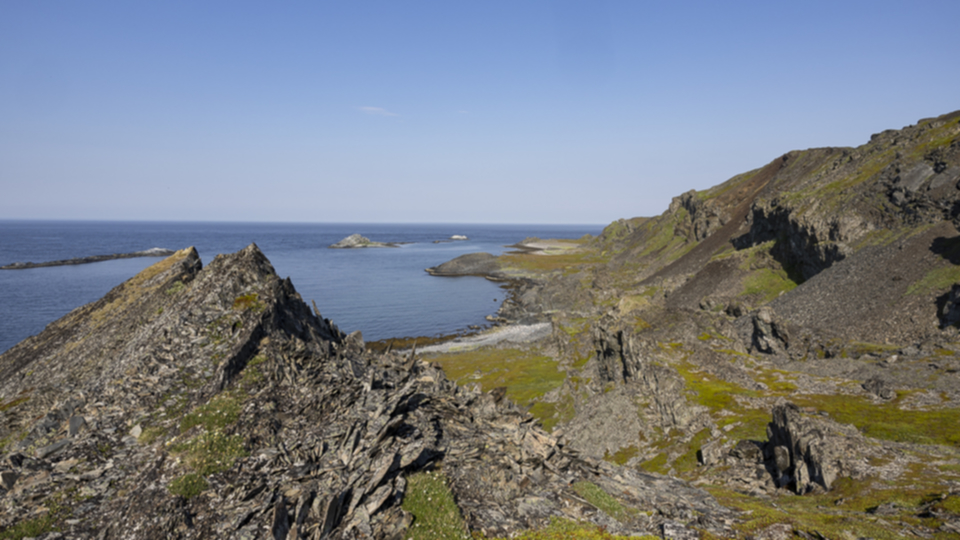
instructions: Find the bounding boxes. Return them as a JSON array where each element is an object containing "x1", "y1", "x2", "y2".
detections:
[{"x1": 0, "y1": 245, "x2": 738, "y2": 539}]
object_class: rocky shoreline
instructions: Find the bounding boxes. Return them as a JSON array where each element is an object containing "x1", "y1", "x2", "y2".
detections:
[{"x1": 0, "y1": 247, "x2": 175, "y2": 270}]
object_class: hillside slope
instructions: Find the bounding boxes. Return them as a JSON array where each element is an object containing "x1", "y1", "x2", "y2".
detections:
[{"x1": 422, "y1": 110, "x2": 960, "y2": 538}]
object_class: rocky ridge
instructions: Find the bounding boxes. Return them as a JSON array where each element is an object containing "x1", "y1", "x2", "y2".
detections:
[
  {"x1": 0, "y1": 248, "x2": 175, "y2": 270},
  {"x1": 0, "y1": 245, "x2": 738, "y2": 539}
]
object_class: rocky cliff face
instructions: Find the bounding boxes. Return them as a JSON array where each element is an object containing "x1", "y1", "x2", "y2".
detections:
[{"x1": 0, "y1": 245, "x2": 739, "y2": 539}]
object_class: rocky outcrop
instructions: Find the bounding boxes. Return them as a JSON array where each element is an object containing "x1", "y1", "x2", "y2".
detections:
[
  {"x1": 669, "y1": 190, "x2": 730, "y2": 242},
  {"x1": 763, "y1": 402, "x2": 880, "y2": 494},
  {"x1": 940, "y1": 283, "x2": 960, "y2": 328},
  {"x1": 591, "y1": 324, "x2": 697, "y2": 430},
  {"x1": 710, "y1": 402, "x2": 919, "y2": 501},
  {"x1": 733, "y1": 202, "x2": 858, "y2": 281},
  {"x1": 560, "y1": 323, "x2": 707, "y2": 463},
  {"x1": 1, "y1": 247, "x2": 175, "y2": 269},
  {"x1": 328, "y1": 234, "x2": 399, "y2": 248},
  {"x1": 425, "y1": 252, "x2": 502, "y2": 277},
  {"x1": 0, "y1": 246, "x2": 738, "y2": 539},
  {"x1": 742, "y1": 306, "x2": 791, "y2": 356}
]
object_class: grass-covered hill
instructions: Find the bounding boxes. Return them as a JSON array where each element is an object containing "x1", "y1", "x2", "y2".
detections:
[{"x1": 417, "y1": 110, "x2": 960, "y2": 538}]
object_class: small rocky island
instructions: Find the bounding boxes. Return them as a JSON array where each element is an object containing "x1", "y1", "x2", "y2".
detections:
[
  {"x1": 0, "y1": 247, "x2": 175, "y2": 270},
  {"x1": 328, "y1": 233, "x2": 400, "y2": 248},
  {"x1": 432, "y1": 235, "x2": 469, "y2": 244}
]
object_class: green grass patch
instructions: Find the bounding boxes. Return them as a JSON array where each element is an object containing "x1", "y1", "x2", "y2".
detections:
[
  {"x1": 675, "y1": 363, "x2": 760, "y2": 412},
  {"x1": 138, "y1": 425, "x2": 167, "y2": 445},
  {"x1": 239, "y1": 354, "x2": 268, "y2": 388},
  {"x1": 751, "y1": 366, "x2": 798, "y2": 393},
  {"x1": 938, "y1": 462, "x2": 960, "y2": 475},
  {"x1": 741, "y1": 268, "x2": 798, "y2": 303},
  {"x1": 722, "y1": 409, "x2": 776, "y2": 442},
  {"x1": 673, "y1": 362, "x2": 771, "y2": 440},
  {"x1": 641, "y1": 452, "x2": 669, "y2": 474},
  {"x1": 638, "y1": 429, "x2": 714, "y2": 476},
  {"x1": 168, "y1": 391, "x2": 248, "y2": 491},
  {"x1": 165, "y1": 280, "x2": 186, "y2": 295},
  {"x1": 907, "y1": 264, "x2": 960, "y2": 296},
  {"x1": 485, "y1": 517, "x2": 657, "y2": 540},
  {"x1": 698, "y1": 330, "x2": 730, "y2": 342},
  {"x1": 909, "y1": 118, "x2": 960, "y2": 158},
  {"x1": 558, "y1": 317, "x2": 591, "y2": 337},
  {"x1": 402, "y1": 470, "x2": 470, "y2": 540},
  {"x1": 933, "y1": 493, "x2": 960, "y2": 514},
  {"x1": 232, "y1": 293, "x2": 264, "y2": 312},
  {"x1": 168, "y1": 473, "x2": 209, "y2": 499},
  {"x1": 171, "y1": 429, "x2": 247, "y2": 476},
  {"x1": 604, "y1": 445, "x2": 639, "y2": 466},
  {"x1": 572, "y1": 353, "x2": 592, "y2": 370},
  {"x1": 425, "y1": 348, "x2": 565, "y2": 407},
  {"x1": 840, "y1": 341, "x2": 901, "y2": 358},
  {"x1": 0, "y1": 492, "x2": 69, "y2": 540},
  {"x1": 529, "y1": 393, "x2": 575, "y2": 432},
  {"x1": 791, "y1": 393, "x2": 960, "y2": 446},
  {"x1": 179, "y1": 394, "x2": 241, "y2": 433},
  {"x1": 0, "y1": 511, "x2": 59, "y2": 540},
  {"x1": 732, "y1": 240, "x2": 776, "y2": 268},
  {"x1": 639, "y1": 219, "x2": 684, "y2": 258},
  {"x1": 673, "y1": 429, "x2": 712, "y2": 474},
  {"x1": 499, "y1": 251, "x2": 605, "y2": 275},
  {"x1": 571, "y1": 482, "x2": 633, "y2": 522},
  {"x1": 707, "y1": 471, "x2": 956, "y2": 539}
]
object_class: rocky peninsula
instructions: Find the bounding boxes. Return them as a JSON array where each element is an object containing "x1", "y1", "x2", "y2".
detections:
[{"x1": 0, "y1": 247, "x2": 175, "y2": 270}]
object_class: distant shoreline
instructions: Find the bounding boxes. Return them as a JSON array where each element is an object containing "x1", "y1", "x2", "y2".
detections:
[{"x1": 1, "y1": 248, "x2": 175, "y2": 270}]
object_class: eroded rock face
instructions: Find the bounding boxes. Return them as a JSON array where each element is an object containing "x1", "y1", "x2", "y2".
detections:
[
  {"x1": 745, "y1": 307, "x2": 791, "y2": 356},
  {"x1": 0, "y1": 245, "x2": 737, "y2": 539},
  {"x1": 764, "y1": 402, "x2": 868, "y2": 494},
  {"x1": 940, "y1": 283, "x2": 960, "y2": 328},
  {"x1": 669, "y1": 190, "x2": 730, "y2": 242}
]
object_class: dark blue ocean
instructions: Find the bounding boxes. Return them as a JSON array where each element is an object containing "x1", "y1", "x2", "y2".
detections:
[{"x1": 0, "y1": 221, "x2": 602, "y2": 354}]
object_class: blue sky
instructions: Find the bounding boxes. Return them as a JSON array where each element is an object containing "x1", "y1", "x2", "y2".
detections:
[{"x1": 2, "y1": 1, "x2": 958, "y2": 224}]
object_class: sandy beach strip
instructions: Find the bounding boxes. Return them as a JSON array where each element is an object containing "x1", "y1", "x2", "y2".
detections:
[{"x1": 413, "y1": 322, "x2": 551, "y2": 354}]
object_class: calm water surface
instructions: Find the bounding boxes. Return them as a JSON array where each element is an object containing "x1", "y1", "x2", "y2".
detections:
[{"x1": 0, "y1": 221, "x2": 602, "y2": 353}]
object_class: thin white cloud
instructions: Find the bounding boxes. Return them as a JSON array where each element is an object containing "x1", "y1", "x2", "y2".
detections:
[{"x1": 358, "y1": 106, "x2": 398, "y2": 117}]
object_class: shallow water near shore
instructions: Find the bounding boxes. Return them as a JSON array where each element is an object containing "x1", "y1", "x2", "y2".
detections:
[{"x1": 0, "y1": 221, "x2": 601, "y2": 354}]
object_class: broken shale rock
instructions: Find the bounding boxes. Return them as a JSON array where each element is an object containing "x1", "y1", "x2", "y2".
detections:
[{"x1": 0, "y1": 245, "x2": 737, "y2": 539}]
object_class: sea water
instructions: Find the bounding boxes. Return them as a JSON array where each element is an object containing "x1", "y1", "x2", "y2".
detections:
[{"x1": 0, "y1": 221, "x2": 602, "y2": 354}]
